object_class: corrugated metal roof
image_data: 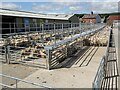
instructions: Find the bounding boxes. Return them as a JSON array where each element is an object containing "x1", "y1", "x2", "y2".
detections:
[
  {"x1": 82, "y1": 14, "x2": 98, "y2": 19},
  {"x1": 0, "y1": 8, "x2": 74, "y2": 20}
]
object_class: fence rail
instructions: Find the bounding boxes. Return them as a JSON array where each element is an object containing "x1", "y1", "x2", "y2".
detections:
[
  {"x1": 0, "y1": 23, "x2": 105, "y2": 69},
  {"x1": 92, "y1": 56, "x2": 105, "y2": 89},
  {"x1": 0, "y1": 73, "x2": 56, "y2": 89},
  {"x1": 92, "y1": 28, "x2": 118, "y2": 89}
]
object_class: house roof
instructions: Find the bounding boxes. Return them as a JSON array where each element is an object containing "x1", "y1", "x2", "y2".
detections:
[
  {"x1": 0, "y1": 8, "x2": 74, "y2": 20},
  {"x1": 82, "y1": 14, "x2": 98, "y2": 19},
  {"x1": 107, "y1": 15, "x2": 120, "y2": 20}
]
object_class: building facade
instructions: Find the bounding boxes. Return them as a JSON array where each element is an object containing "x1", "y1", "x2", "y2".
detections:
[
  {"x1": 1, "y1": 8, "x2": 79, "y2": 34},
  {"x1": 81, "y1": 14, "x2": 101, "y2": 23}
]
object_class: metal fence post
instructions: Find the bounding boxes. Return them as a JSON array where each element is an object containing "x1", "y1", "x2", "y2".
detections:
[
  {"x1": 65, "y1": 42, "x2": 68, "y2": 57},
  {"x1": 16, "y1": 79, "x2": 18, "y2": 88},
  {"x1": 36, "y1": 23, "x2": 37, "y2": 31},
  {"x1": 29, "y1": 23, "x2": 30, "y2": 32},
  {"x1": 5, "y1": 45, "x2": 7, "y2": 63},
  {"x1": 7, "y1": 45, "x2": 10, "y2": 64},
  {"x1": 79, "y1": 22, "x2": 81, "y2": 34},
  {"x1": 71, "y1": 23, "x2": 73, "y2": 40},
  {"x1": 47, "y1": 49, "x2": 52, "y2": 70},
  {"x1": 62, "y1": 23, "x2": 64, "y2": 40},
  {"x1": 54, "y1": 23, "x2": 56, "y2": 46},
  {"x1": 42, "y1": 23, "x2": 44, "y2": 46},
  {"x1": 9, "y1": 23, "x2": 11, "y2": 33},
  {"x1": 14, "y1": 22, "x2": 16, "y2": 33}
]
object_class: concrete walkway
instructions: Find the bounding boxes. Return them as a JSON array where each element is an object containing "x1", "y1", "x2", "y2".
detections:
[
  {"x1": 16, "y1": 47, "x2": 107, "y2": 88},
  {"x1": 112, "y1": 26, "x2": 120, "y2": 89}
]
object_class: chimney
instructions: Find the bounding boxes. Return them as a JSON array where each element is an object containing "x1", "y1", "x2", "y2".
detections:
[{"x1": 91, "y1": 11, "x2": 93, "y2": 15}]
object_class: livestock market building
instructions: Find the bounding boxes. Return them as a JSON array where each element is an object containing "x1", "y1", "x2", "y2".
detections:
[{"x1": 1, "y1": 8, "x2": 79, "y2": 34}]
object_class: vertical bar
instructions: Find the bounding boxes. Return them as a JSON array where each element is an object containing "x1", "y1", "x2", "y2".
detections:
[
  {"x1": 39, "y1": 23, "x2": 41, "y2": 32},
  {"x1": 16, "y1": 79, "x2": 17, "y2": 88},
  {"x1": 71, "y1": 23, "x2": 73, "y2": 40},
  {"x1": 79, "y1": 22, "x2": 81, "y2": 34},
  {"x1": 36, "y1": 23, "x2": 37, "y2": 32},
  {"x1": 54, "y1": 23, "x2": 56, "y2": 46},
  {"x1": 14, "y1": 22, "x2": 16, "y2": 33},
  {"x1": 5, "y1": 43, "x2": 7, "y2": 63},
  {"x1": 47, "y1": 50, "x2": 52, "y2": 70},
  {"x1": 25, "y1": 23, "x2": 26, "y2": 32},
  {"x1": 65, "y1": 42, "x2": 68, "y2": 57},
  {"x1": 42, "y1": 23, "x2": 44, "y2": 46},
  {"x1": 48, "y1": 23, "x2": 49, "y2": 31},
  {"x1": 29, "y1": 23, "x2": 30, "y2": 32},
  {"x1": 62, "y1": 23, "x2": 63, "y2": 40},
  {"x1": 9, "y1": 23, "x2": 11, "y2": 33},
  {"x1": 68, "y1": 23, "x2": 69, "y2": 37},
  {"x1": 7, "y1": 45, "x2": 10, "y2": 64}
]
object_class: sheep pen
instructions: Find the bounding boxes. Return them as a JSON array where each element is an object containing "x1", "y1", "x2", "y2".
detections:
[{"x1": 83, "y1": 26, "x2": 110, "y2": 46}]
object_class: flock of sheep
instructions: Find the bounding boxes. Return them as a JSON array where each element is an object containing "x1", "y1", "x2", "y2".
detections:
[
  {"x1": 83, "y1": 26, "x2": 110, "y2": 46},
  {"x1": 0, "y1": 26, "x2": 110, "y2": 62}
]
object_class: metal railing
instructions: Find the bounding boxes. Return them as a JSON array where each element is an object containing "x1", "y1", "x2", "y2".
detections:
[
  {"x1": 92, "y1": 56, "x2": 105, "y2": 89},
  {"x1": 0, "y1": 23, "x2": 105, "y2": 69},
  {"x1": 92, "y1": 28, "x2": 112, "y2": 89},
  {"x1": 1, "y1": 22, "x2": 104, "y2": 36},
  {"x1": 0, "y1": 73, "x2": 56, "y2": 89}
]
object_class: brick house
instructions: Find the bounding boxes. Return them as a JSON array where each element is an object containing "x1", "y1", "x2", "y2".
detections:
[
  {"x1": 81, "y1": 13, "x2": 101, "y2": 23},
  {"x1": 107, "y1": 15, "x2": 120, "y2": 21},
  {"x1": 107, "y1": 15, "x2": 120, "y2": 26}
]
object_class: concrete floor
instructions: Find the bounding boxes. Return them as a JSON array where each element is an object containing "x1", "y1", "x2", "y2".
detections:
[
  {"x1": 0, "y1": 63, "x2": 38, "y2": 86},
  {"x1": 16, "y1": 47, "x2": 107, "y2": 88},
  {"x1": 0, "y1": 26, "x2": 113, "y2": 88},
  {"x1": 113, "y1": 26, "x2": 120, "y2": 89}
]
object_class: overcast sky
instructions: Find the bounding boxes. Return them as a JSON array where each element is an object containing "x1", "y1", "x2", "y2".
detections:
[{"x1": 0, "y1": 0, "x2": 119, "y2": 14}]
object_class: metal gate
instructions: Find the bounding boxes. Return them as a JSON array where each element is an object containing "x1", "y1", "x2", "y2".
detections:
[
  {"x1": 0, "y1": 46, "x2": 7, "y2": 63},
  {"x1": 92, "y1": 56, "x2": 105, "y2": 89},
  {"x1": 8, "y1": 46, "x2": 48, "y2": 69}
]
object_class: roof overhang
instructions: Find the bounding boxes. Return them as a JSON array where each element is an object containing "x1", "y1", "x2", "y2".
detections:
[{"x1": 0, "y1": 9, "x2": 74, "y2": 20}]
